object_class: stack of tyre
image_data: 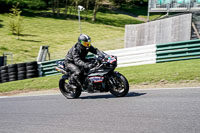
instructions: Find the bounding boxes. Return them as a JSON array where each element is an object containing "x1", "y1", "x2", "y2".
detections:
[
  {"x1": 8, "y1": 64, "x2": 18, "y2": 82},
  {"x1": 26, "y1": 61, "x2": 38, "y2": 79},
  {"x1": 0, "y1": 66, "x2": 9, "y2": 83},
  {"x1": 0, "y1": 61, "x2": 38, "y2": 84},
  {"x1": 17, "y1": 63, "x2": 26, "y2": 80}
]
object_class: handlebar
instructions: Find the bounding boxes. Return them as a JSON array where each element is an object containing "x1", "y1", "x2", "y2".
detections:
[{"x1": 89, "y1": 51, "x2": 117, "y2": 71}]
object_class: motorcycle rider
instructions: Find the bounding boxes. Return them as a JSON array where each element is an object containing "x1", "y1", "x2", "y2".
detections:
[{"x1": 64, "y1": 34, "x2": 104, "y2": 89}]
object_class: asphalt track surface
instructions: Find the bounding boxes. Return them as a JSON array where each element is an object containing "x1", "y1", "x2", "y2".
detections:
[{"x1": 0, "y1": 87, "x2": 200, "y2": 133}]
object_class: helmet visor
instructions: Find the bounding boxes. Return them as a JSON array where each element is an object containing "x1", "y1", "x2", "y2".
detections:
[{"x1": 82, "y1": 41, "x2": 91, "y2": 47}]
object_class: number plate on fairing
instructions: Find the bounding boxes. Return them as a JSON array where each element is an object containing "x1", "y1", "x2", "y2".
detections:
[{"x1": 89, "y1": 76, "x2": 104, "y2": 83}]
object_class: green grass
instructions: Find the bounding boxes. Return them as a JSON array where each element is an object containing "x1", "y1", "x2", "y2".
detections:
[
  {"x1": 0, "y1": 14, "x2": 122, "y2": 63},
  {"x1": 91, "y1": 9, "x2": 144, "y2": 26},
  {"x1": 118, "y1": 59, "x2": 200, "y2": 84},
  {"x1": 0, "y1": 75, "x2": 60, "y2": 93},
  {"x1": 0, "y1": 59, "x2": 200, "y2": 93},
  {"x1": 120, "y1": 5, "x2": 163, "y2": 20},
  {"x1": 0, "y1": 9, "x2": 144, "y2": 64}
]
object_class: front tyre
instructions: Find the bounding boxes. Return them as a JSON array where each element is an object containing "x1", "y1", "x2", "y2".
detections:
[
  {"x1": 59, "y1": 78, "x2": 81, "y2": 99},
  {"x1": 109, "y1": 72, "x2": 129, "y2": 97}
]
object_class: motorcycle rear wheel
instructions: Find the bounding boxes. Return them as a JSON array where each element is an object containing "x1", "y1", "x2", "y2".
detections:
[
  {"x1": 59, "y1": 78, "x2": 81, "y2": 99},
  {"x1": 109, "y1": 72, "x2": 129, "y2": 97}
]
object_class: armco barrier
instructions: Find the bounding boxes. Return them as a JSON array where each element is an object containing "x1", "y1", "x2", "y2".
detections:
[
  {"x1": 156, "y1": 39, "x2": 200, "y2": 63},
  {"x1": 106, "y1": 44, "x2": 157, "y2": 67},
  {"x1": 38, "y1": 45, "x2": 157, "y2": 76},
  {"x1": 38, "y1": 59, "x2": 64, "y2": 76},
  {"x1": 36, "y1": 39, "x2": 200, "y2": 77}
]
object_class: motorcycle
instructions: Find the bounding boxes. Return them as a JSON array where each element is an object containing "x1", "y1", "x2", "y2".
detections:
[{"x1": 55, "y1": 51, "x2": 129, "y2": 99}]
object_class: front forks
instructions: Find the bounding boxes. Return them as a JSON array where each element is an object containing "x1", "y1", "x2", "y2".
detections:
[{"x1": 109, "y1": 77, "x2": 119, "y2": 90}]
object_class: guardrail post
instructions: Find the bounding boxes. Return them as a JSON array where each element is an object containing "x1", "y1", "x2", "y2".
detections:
[{"x1": 37, "y1": 62, "x2": 43, "y2": 77}]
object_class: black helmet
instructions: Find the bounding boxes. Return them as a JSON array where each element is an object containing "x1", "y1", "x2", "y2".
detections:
[{"x1": 78, "y1": 34, "x2": 91, "y2": 48}]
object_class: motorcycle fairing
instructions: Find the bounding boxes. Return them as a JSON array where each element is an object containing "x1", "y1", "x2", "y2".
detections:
[
  {"x1": 88, "y1": 76, "x2": 104, "y2": 83},
  {"x1": 88, "y1": 71, "x2": 108, "y2": 77}
]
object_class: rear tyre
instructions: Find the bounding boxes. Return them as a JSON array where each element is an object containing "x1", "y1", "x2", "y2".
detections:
[
  {"x1": 109, "y1": 72, "x2": 129, "y2": 97},
  {"x1": 59, "y1": 78, "x2": 81, "y2": 99}
]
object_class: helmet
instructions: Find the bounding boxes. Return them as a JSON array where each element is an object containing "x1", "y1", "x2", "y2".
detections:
[{"x1": 78, "y1": 34, "x2": 91, "y2": 48}]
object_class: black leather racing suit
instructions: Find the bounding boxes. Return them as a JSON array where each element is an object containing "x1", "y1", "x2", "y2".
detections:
[{"x1": 64, "y1": 42, "x2": 103, "y2": 86}]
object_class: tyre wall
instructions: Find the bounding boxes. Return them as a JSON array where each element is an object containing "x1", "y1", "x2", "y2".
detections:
[{"x1": 0, "y1": 61, "x2": 38, "y2": 84}]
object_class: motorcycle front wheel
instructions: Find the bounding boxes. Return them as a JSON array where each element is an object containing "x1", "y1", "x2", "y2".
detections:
[
  {"x1": 59, "y1": 78, "x2": 82, "y2": 99},
  {"x1": 109, "y1": 72, "x2": 129, "y2": 97}
]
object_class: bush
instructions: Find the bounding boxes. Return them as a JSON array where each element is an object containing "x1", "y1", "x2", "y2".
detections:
[
  {"x1": 0, "y1": 0, "x2": 47, "y2": 13},
  {"x1": 112, "y1": 0, "x2": 126, "y2": 6}
]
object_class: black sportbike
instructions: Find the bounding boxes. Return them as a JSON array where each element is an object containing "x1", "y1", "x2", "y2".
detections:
[{"x1": 55, "y1": 51, "x2": 129, "y2": 99}]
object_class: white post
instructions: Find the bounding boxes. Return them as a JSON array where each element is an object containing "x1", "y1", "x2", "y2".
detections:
[
  {"x1": 78, "y1": 9, "x2": 81, "y2": 34},
  {"x1": 78, "y1": 5, "x2": 85, "y2": 34}
]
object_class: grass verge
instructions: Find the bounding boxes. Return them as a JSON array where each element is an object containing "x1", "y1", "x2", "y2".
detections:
[{"x1": 0, "y1": 59, "x2": 200, "y2": 93}]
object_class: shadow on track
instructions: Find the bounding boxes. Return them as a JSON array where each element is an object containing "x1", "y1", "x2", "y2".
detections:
[{"x1": 80, "y1": 92, "x2": 146, "y2": 99}]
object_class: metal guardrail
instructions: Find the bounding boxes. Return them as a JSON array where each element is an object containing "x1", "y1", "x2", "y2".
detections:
[
  {"x1": 38, "y1": 45, "x2": 157, "y2": 76},
  {"x1": 38, "y1": 58, "x2": 64, "y2": 76},
  {"x1": 106, "y1": 44, "x2": 157, "y2": 67},
  {"x1": 156, "y1": 39, "x2": 200, "y2": 63},
  {"x1": 38, "y1": 39, "x2": 200, "y2": 76}
]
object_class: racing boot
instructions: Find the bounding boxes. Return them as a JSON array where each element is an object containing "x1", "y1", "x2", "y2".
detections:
[
  {"x1": 84, "y1": 79, "x2": 94, "y2": 93},
  {"x1": 66, "y1": 76, "x2": 77, "y2": 92}
]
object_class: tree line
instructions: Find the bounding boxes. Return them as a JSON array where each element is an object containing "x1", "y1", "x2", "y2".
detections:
[
  {"x1": 0, "y1": 0, "x2": 107, "y2": 22},
  {"x1": 49, "y1": 0, "x2": 104, "y2": 22},
  {"x1": 0, "y1": 0, "x2": 147, "y2": 21}
]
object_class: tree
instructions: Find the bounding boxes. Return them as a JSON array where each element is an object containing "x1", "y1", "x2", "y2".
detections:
[
  {"x1": 92, "y1": 0, "x2": 102, "y2": 22},
  {"x1": 52, "y1": 0, "x2": 60, "y2": 17},
  {"x1": 49, "y1": 0, "x2": 103, "y2": 22},
  {"x1": 0, "y1": 0, "x2": 47, "y2": 13},
  {"x1": 9, "y1": 3, "x2": 23, "y2": 40},
  {"x1": 84, "y1": 0, "x2": 90, "y2": 19},
  {"x1": 64, "y1": 0, "x2": 69, "y2": 17}
]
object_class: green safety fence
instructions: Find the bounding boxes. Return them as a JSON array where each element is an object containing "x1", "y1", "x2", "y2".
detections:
[{"x1": 156, "y1": 39, "x2": 200, "y2": 63}]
